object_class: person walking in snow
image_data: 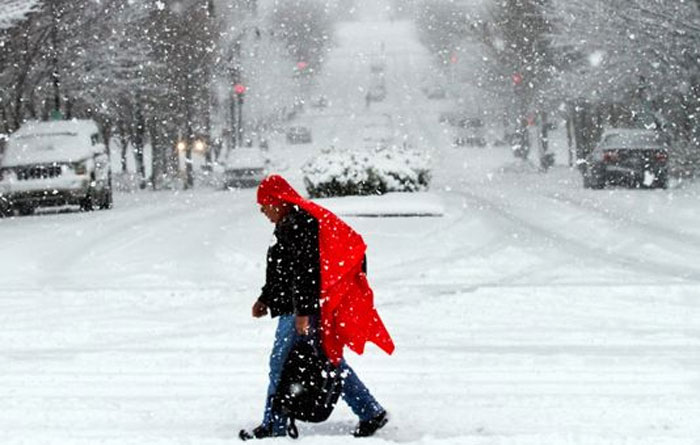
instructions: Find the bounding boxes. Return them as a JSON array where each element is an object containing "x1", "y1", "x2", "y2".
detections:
[{"x1": 239, "y1": 174, "x2": 395, "y2": 440}]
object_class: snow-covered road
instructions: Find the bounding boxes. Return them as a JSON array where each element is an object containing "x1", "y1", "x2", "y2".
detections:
[{"x1": 2, "y1": 5, "x2": 700, "y2": 445}]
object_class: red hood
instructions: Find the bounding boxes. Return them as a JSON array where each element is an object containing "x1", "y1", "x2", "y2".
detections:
[{"x1": 257, "y1": 175, "x2": 395, "y2": 365}]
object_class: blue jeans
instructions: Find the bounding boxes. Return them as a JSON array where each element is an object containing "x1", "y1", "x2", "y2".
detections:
[{"x1": 262, "y1": 315, "x2": 384, "y2": 434}]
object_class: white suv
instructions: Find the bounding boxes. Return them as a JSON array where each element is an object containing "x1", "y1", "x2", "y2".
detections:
[{"x1": 0, "y1": 119, "x2": 112, "y2": 216}]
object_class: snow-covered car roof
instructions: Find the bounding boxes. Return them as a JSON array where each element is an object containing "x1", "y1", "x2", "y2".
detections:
[
  {"x1": 225, "y1": 148, "x2": 266, "y2": 170},
  {"x1": 601, "y1": 128, "x2": 657, "y2": 137},
  {"x1": 287, "y1": 126, "x2": 310, "y2": 133},
  {"x1": 599, "y1": 128, "x2": 667, "y2": 150},
  {"x1": 3, "y1": 120, "x2": 103, "y2": 167}
]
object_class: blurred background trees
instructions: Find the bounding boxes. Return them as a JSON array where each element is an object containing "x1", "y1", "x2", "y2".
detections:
[
  {"x1": 414, "y1": 0, "x2": 700, "y2": 174},
  {"x1": 271, "y1": 0, "x2": 333, "y2": 71},
  {"x1": 0, "y1": 0, "x2": 334, "y2": 189},
  {"x1": 4, "y1": 0, "x2": 700, "y2": 181}
]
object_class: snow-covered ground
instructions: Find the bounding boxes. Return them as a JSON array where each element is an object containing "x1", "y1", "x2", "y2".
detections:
[{"x1": 2, "y1": 2, "x2": 700, "y2": 445}]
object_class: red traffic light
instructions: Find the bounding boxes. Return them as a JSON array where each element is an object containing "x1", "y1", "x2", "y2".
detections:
[
  {"x1": 296, "y1": 61, "x2": 308, "y2": 71},
  {"x1": 234, "y1": 84, "x2": 246, "y2": 95},
  {"x1": 450, "y1": 53, "x2": 458, "y2": 64},
  {"x1": 511, "y1": 73, "x2": 523, "y2": 86}
]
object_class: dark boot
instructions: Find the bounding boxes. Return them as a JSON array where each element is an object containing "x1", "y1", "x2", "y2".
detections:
[
  {"x1": 239, "y1": 424, "x2": 285, "y2": 441},
  {"x1": 353, "y1": 410, "x2": 388, "y2": 438}
]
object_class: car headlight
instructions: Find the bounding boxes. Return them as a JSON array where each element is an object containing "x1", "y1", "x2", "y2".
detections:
[{"x1": 194, "y1": 140, "x2": 206, "y2": 152}]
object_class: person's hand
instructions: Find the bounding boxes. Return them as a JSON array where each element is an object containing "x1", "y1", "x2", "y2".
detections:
[
  {"x1": 252, "y1": 301, "x2": 268, "y2": 318},
  {"x1": 295, "y1": 315, "x2": 310, "y2": 335}
]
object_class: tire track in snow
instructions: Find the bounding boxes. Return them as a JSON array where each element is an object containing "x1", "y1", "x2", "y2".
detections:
[
  {"x1": 541, "y1": 189, "x2": 700, "y2": 247},
  {"x1": 32, "y1": 203, "x2": 203, "y2": 287},
  {"x1": 456, "y1": 188, "x2": 700, "y2": 282},
  {"x1": 1, "y1": 200, "x2": 192, "y2": 288},
  {"x1": 367, "y1": 44, "x2": 501, "y2": 281},
  {"x1": 35, "y1": 192, "x2": 253, "y2": 288}
]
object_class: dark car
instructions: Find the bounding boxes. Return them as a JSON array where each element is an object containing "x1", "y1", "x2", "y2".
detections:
[
  {"x1": 453, "y1": 117, "x2": 486, "y2": 147},
  {"x1": 370, "y1": 57, "x2": 385, "y2": 74},
  {"x1": 286, "y1": 126, "x2": 312, "y2": 144},
  {"x1": 366, "y1": 84, "x2": 386, "y2": 102},
  {"x1": 438, "y1": 111, "x2": 463, "y2": 126},
  {"x1": 424, "y1": 86, "x2": 446, "y2": 100},
  {"x1": 582, "y1": 129, "x2": 669, "y2": 189},
  {"x1": 310, "y1": 95, "x2": 329, "y2": 109}
]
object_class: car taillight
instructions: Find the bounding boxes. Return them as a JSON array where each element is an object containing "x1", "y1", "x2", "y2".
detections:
[
  {"x1": 603, "y1": 150, "x2": 619, "y2": 162},
  {"x1": 74, "y1": 160, "x2": 88, "y2": 175},
  {"x1": 655, "y1": 151, "x2": 668, "y2": 162}
]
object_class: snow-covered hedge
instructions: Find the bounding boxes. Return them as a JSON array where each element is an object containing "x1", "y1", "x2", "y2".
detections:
[{"x1": 302, "y1": 146, "x2": 431, "y2": 198}]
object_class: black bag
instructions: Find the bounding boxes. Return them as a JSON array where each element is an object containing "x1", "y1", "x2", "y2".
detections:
[{"x1": 272, "y1": 338, "x2": 342, "y2": 436}]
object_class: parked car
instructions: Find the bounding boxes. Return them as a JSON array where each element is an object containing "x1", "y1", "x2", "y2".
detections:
[
  {"x1": 370, "y1": 57, "x2": 386, "y2": 73},
  {"x1": 366, "y1": 84, "x2": 386, "y2": 102},
  {"x1": 223, "y1": 148, "x2": 267, "y2": 189},
  {"x1": 362, "y1": 124, "x2": 394, "y2": 150},
  {"x1": 310, "y1": 95, "x2": 329, "y2": 109},
  {"x1": 582, "y1": 129, "x2": 669, "y2": 189},
  {"x1": 454, "y1": 117, "x2": 487, "y2": 147},
  {"x1": 424, "y1": 85, "x2": 446, "y2": 100},
  {"x1": 0, "y1": 119, "x2": 112, "y2": 216},
  {"x1": 286, "y1": 126, "x2": 312, "y2": 144},
  {"x1": 438, "y1": 111, "x2": 462, "y2": 126}
]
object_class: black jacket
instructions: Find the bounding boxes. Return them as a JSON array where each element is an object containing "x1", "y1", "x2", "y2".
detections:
[{"x1": 258, "y1": 208, "x2": 321, "y2": 317}]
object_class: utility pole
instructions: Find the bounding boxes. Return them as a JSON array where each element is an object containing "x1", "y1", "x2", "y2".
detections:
[
  {"x1": 184, "y1": 79, "x2": 195, "y2": 190},
  {"x1": 229, "y1": 38, "x2": 242, "y2": 153},
  {"x1": 511, "y1": 71, "x2": 530, "y2": 159},
  {"x1": 229, "y1": 68, "x2": 239, "y2": 152},
  {"x1": 235, "y1": 83, "x2": 246, "y2": 147}
]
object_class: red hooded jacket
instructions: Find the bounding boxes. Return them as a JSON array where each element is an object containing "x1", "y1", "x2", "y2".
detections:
[{"x1": 257, "y1": 175, "x2": 395, "y2": 365}]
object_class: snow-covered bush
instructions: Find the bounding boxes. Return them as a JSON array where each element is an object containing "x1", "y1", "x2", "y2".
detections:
[{"x1": 302, "y1": 146, "x2": 431, "y2": 198}]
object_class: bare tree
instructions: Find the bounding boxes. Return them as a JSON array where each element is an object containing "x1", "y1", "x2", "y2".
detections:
[
  {"x1": 271, "y1": 0, "x2": 333, "y2": 70},
  {"x1": 147, "y1": 0, "x2": 218, "y2": 189},
  {"x1": 549, "y1": 0, "x2": 700, "y2": 170}
]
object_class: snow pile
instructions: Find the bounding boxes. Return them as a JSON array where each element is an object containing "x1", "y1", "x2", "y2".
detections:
[{"x1": 302, "y1": 146, "x2": 431, "y2": 198}]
